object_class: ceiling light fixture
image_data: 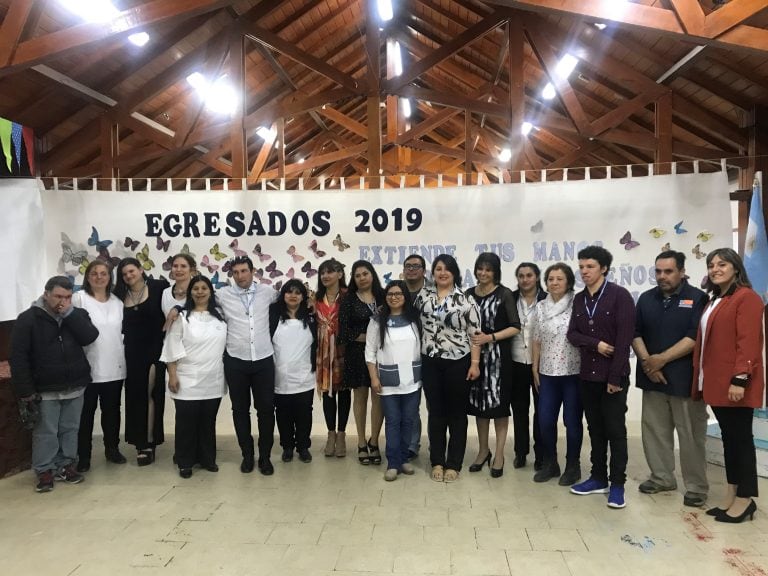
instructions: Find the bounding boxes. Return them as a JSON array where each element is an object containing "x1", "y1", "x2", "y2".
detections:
[
  {"x1": 498, "y1": 148, "x2": 512, "y2": 162},
  {"x1": 521, "y1": 122, "x2": 533, "y2": 136},
  {"x1": 393, "y1": 41, "x2": 403, "y2": 77},
  {"x1": 186, "y1": 73, "x2": 238, "y2": 116},
  {"x1": 377, "y1": 0, "x2": 394, "y2": 22},
  {"x1": 594, "y1": 23, "x2": 607, "y2": 30},
  {"x1": 60, "y1": 0, "x2": 118, "y2": 23},
  {"x1": 256, "y1": 126, "x2": 277, "y2": 141},
  {"x1": 541, "y1": 83, "x2": 556, "y2": 100},
  {"x1": 128, "y1": 32, "x2": 150, "y2": 47},
  {"x1": 401, "y1": 98, "x2": 412, "y2": 118},
  {"x1": 554, "y1": 53, "x2": 578, "y2": 80}
]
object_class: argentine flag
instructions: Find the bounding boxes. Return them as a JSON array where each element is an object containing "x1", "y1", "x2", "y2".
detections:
[{"x1": 745, "y1": 172, "x2": 768, "y2": 304}]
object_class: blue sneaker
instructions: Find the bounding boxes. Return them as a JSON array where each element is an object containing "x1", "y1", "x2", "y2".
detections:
[
  {"x1": 570, "y1": 477, "x2": 609, "y2": 495},
  {"x1": 608, "y1": 485, "x2": 626, "y2": 509}
]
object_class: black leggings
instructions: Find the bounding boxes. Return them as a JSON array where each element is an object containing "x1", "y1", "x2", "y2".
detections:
[{"x1": 322, "y1": 389, "x2": 351, "y2": 432}]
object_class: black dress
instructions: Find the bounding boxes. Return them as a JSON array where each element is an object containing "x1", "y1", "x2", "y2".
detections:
[
  {"x1": 123, "y1": 278, "x2": 169, "y2": 450},
  {"x1": 466, "y1": 285, "x2": 520, "y2": 419},
  {"x1": 338, "y1": 292, "x2": 380, "y2": 389}
]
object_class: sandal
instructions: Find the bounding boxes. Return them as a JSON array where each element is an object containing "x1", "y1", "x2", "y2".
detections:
[
  {"x1": 431, "y1": 465, "x2": 444, "y2": 482},
  {"x1": 358, "y1": 444, "x2": 370, "y2": 465},
  {"x1": 444, "y1": 469, "x2": 459, "y2": 483},
  {"x1": 367, "y1": 440, "x2": 382, "y2": 465}
]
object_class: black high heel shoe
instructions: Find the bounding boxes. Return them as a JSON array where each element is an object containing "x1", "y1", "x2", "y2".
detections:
[
  {"x1": 715, "y1": 499, "x2": 756, "y2": 523},
  {"x1": 137, "y1": 448, "x2": 155, "y2": 467},
  {"x1": 705, "y1": 507, "x2": 728, "y2": 517},
  {"x1": 490, "y1": 457, "x2": 505, "y2": 478},
  {"x1": 469, "y1": 451, "x2": 492, "y2": 473}
]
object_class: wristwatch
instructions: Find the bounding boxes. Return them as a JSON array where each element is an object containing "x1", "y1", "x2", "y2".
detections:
[{"x1": 730, "y1": 374, "x2": 750, "y2": 388}]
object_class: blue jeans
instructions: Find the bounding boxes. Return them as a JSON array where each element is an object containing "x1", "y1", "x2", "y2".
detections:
[
  {"x1": 32, "y1": 394, "x2": 85, "y2": 473},
  {"x1": 407, "y1": 388, "x2": 422, "y2": 455},
  {"x1": 381, "y1": 390, "x2": 421, "y2": 470},
  {"x1": 538, "y1": 374, "x2": 583, "y2": 463}
]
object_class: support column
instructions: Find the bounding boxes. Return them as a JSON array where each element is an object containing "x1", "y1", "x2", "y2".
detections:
[
  {"x1": 229, "y1": 31, "x2": 246, "y2": 188},
  {"x1": 655, "y1": 91, "x2": 673, "y2": 175}
]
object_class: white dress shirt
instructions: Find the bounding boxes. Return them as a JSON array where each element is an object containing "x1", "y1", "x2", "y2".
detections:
[
  {"x1": 216, "y1": 282, "x2": 278, "y2": 361},
  {"x1": 72, "y1": 291, "x2": 126, "y2": 383}
]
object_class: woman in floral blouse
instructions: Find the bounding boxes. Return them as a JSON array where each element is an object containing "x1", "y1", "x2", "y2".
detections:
[
  {"x1": 531, "y1": 262, "x2": 583, "y2": 486},
  {"x1": 414, "y1": 254, "x2": 481, "y2": 482}
]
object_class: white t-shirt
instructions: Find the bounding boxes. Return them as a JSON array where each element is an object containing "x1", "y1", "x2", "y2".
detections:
[
  {"x1": 72, "y1": 291, "x2": 126, "y2": 383},
  {"x1": 160, "y1": 311, "x2": 228, "y2": 400},
  {"x1": 365, "y1": 317, "x2": 422, "y2": 396},
  {"x1": 272, "y1": 320, "x2": 316, "y2": 395},
  {"x1": 161, "y1": 286, "x2": 187, "y2": 316},
  {"x1": 697, "y1": 298, "x2": 721, "y2": 391}
]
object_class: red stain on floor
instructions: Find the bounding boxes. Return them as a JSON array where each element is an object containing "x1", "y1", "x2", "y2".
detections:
[
  {"x1": 682, "y1": 512, "x2": 714, "y2": 542},
  {"x1": 723, "y1": 547, "x2": 768, "y2": 576}
]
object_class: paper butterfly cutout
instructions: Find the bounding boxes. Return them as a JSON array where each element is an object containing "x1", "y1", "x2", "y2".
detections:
[
  {"x1": 96, "y1": 246, "x2": 120, "y2": 269},
  {"x1": 228, "y1": 239, "x2": 247, "y2": 257},
  {"x1": 661, "y1": 242, "x2": 671, "y2": 252},
  {"x1": 162, "y1": 256, "x2": 174, "y2": 272},
  {"x1": 136, "y1": 244, "x2": 155, "y2": 270},
  {"x1": 301, "y1": 261, "x2": 318, "y2": 278},
  {"x1": 274, "y1": 280, "x2": 283, "y2": 292},
  {"x1": 383, "y1": 272, "x2": 393, "y2": 284},
  {"x1": 692, "y1": 244, "x2": 706, "y2": 259},
  {"x1": 254, "y1": 268, "x2": 272, "y2": 285},
  {"x1": 199, "y1": 255, "x2": 219, "y2": 273},
  {"x1": 619, "y1": 231, "x2": 639, "y2": 250},
  {"x1": 285, "y1": 267, "x2": 296, "y2": 279},
  {"x1": 179, "y1": 243, "x2": 196, "y2": 259},
  {"x1": 88, "y1": 226, "x2": 113, "y2": 251},
  {"x1": 209, "y1": 243, "x2": 228, "y2": 261},
  {"x1": 155, "y1": 235, "x2": 170, "y2": 253},
  {"x1": 124, "y1": 236, "x2": 140, "y2": 251},
  {"x1": 649, "y1": 228, "x2": 666, "y2": 238},
  {"x1": 253, "y1": 243, "x2": 272, "y2": 262},
  {"x1": 61, "y1": 244, "x2": 88, "y2": 266},
  {"x1": 696, "y1": 231, "x2": 714, "y2": 243},
  {"x1": 333, "y1": 233, "x2": 350, "y2": 252},
  {"x1": 287, "y1": 245, "x2": 305, "y2": 262},
  {"x1": 210, "y1": 271, "x2": 229, "y2": 289},
  {"x1": 530, "y1": 220, "x2": 543, "y2": 233},
  {"x1": 221, "y1": 260, "x2": 233, "y2": 277},
  {"x1": 266, "y1": 260, "x2": 283, "y2": 279},
  {"x1": 309, "y1": 239, "x2": 326, "y2": 258},
  {"x1": 674, "y1": 220, "x2": 687, "y2": 234}
]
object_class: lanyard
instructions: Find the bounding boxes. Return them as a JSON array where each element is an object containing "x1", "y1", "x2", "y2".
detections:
[
  {"x1": 584, "y1": 280, "x2": 608, "y2": 325},
  {"x1": 238, "y1": 285, "x2": 256, "y2": 316}
]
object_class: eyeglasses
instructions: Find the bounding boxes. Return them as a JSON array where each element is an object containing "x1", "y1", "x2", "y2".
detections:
[
  {"x1": 386, "y1": 292, "x2": 405, "y2": 299},
  {"x1": 404, "y1": 264, "x2": 423, "y2": 271}
]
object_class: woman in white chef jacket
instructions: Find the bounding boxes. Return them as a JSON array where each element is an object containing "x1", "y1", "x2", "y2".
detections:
[{"x1": 160, "y1": 275, "x2": 227, "y2": 479}]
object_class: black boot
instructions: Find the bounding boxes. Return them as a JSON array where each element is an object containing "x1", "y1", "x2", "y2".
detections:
[
  {"x1": 533, "y1": 458, "x2": 561, "y2": 483},
  {"x1": 558, "y1": 460, "x2": 582, "y2": 486}
]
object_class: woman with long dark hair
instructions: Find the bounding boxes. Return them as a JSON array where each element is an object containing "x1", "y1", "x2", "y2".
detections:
[
  {"x1": 160, "y1": 275, "x2": 227, "y2": 478},
  {"x1": 315, "y1": 258, "x2": 350, "y2": 457},
  {"x1": 466, "y1": 253, "x2": 520, "y2": 478},
  {"x1": 114, "y1": 257, "x2": 169, "y2": 466},
  {"x1": 339, "y1": 260, "x2": 385, "y2": 465},
  {"x1": 365, "y1": 280, "x2": 422, "y2": 481},
  {"x1": 73, "y1": 260, "x2": 127, "y2": 472},
  {"x1": 694, "y1": 248, "x2": 765, "y2": 523},
  {"x1": 415, "y1": 254, "x2": 481, "y2": 482},
  {"x1": 270, "y1": 279, "x2": 317, "y2": 463}
]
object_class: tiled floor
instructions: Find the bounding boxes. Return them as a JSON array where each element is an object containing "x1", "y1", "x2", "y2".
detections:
[{"x1": 2, "y1": 429, "x2": 768, "y2": 576}]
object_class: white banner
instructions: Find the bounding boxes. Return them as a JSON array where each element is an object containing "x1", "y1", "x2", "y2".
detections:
[
  {"x1": 38, "y1": 172, "x2": 731, "y2": 303},
  {"x1": 1, "y1": 178, "x2": 45, "y2": 321}
]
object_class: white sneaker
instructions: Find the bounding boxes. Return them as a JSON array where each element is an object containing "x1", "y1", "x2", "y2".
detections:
[
  {"x1": 401, "y1": 463, "x2": 415, "y2": 475},
  {"x1": 384, "y1": 468, "x2": 398, "y2": 481}
]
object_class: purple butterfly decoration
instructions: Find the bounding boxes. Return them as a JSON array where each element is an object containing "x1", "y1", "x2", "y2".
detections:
[
  {"x1": 619, "y1": 231, "x2": 639, "y2": 250},
  {"x1": 301, "y1": 261, "x2": 318, "y2": 278}
]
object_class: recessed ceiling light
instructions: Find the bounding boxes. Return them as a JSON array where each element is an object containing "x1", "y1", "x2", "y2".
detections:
[
  {"x1": 498, "y1": 148, "x2": 512, "y2": 162},
  {"x1": 128, "y1": 32, "x2": 150, "y2": 47}
]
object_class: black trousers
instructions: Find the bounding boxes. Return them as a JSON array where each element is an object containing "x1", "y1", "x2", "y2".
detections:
[
  {"x1": 275, "y1": 389, "x2": 314, "y2": 451},
  {"x1": 510, "y1": 361, "x2": 542, "y2": 461},
  {"x1": 712, "y1": 406, "x2": 758, "y2": 498},
  {"x1": 322, "y1": 389, "x2": 351, "y2": 432},
  {"x1": 581, "y1": 379, "x2": 628, "y2": 485},
  {"x1": 174, "y1": 398, "x2": 221, "y2": 469},
  {"x1": 422, "y1": 354, "x2": 471, "y2": 471},
  {"x1": 224, "y1": 353, "x2": 275, "y2": 459},
  {"x1": 78, "y1": 380, "x2": 123, "y2": 462}
]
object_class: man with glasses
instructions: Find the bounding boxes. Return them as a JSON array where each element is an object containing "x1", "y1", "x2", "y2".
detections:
[{"x1": 402, "y1": 254, "x2": 431, "y2": 459}]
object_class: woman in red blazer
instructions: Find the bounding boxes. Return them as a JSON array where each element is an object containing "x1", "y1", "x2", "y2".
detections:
[{"x1": 693, "y1": 248, "x2": 765, "y2": 523}]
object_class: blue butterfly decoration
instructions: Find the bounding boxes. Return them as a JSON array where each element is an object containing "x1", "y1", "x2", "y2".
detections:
[
  {"x1": 383, "y1": 272, "x2": 393, "y2": 284},
  {"x1": 673, "y1": 220, "x2": 688, "y2": 235},
  {"x1": 88, "y1": 226, "x2": 113, "y2": 250},
  {"x1": 211, "y1": 272, "x2": 229, "y2": 289}
]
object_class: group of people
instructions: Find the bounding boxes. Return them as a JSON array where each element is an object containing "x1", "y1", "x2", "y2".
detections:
[{"x1": 9, "y1": 243, "x2": 765, "y2": 522}]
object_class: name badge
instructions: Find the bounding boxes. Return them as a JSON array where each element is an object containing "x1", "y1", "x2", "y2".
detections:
[{"x1": 678, "y1": 299, "x2": 693, "y2": 308}]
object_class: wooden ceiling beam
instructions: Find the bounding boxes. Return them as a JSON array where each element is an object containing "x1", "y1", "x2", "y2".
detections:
[
  {"x1": 259, "y1": 143, "x2": 368, "y2": 179},
  {"x1": 1, "y1": 0, "x2": 240, "y2": 77},
  {"x1": 386, "y1": 10, "x2": 508, "y2": 92},
  {"x1": 317, "y1": 107, "x2": 369, "y2": 138},
  {"x1": 0, "y1": 0, "x2": 35, "y2": 66},
  {"x1": 241, "y1": 22, "x2": 365, "y2": 94},
  {"x1": 589, "y1": 88, "x2": 667, "y2": 137},
  {"x1": 489, "y1": 0, "x2": 768, "y2": 52},
  {"x1": 248, "y1": 124, "x2": 276, "y2": 181},
  {"x1": 393, "y1": 85, "x2": 509, "y2": 118},
  {"x1": 669, "y1": 0, "x2": 706, "y2": 35},
  {"x1": 701, "y1": 0, "x2": 768, "y2": 39}
]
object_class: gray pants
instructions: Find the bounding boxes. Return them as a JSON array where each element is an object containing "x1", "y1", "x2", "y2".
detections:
[
  {"x1": 32, "y1": 395, "x2": 84, "y2": 474},
  {"x1": 641, "y1": 390, "x2": 709, "y2": 494}
]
